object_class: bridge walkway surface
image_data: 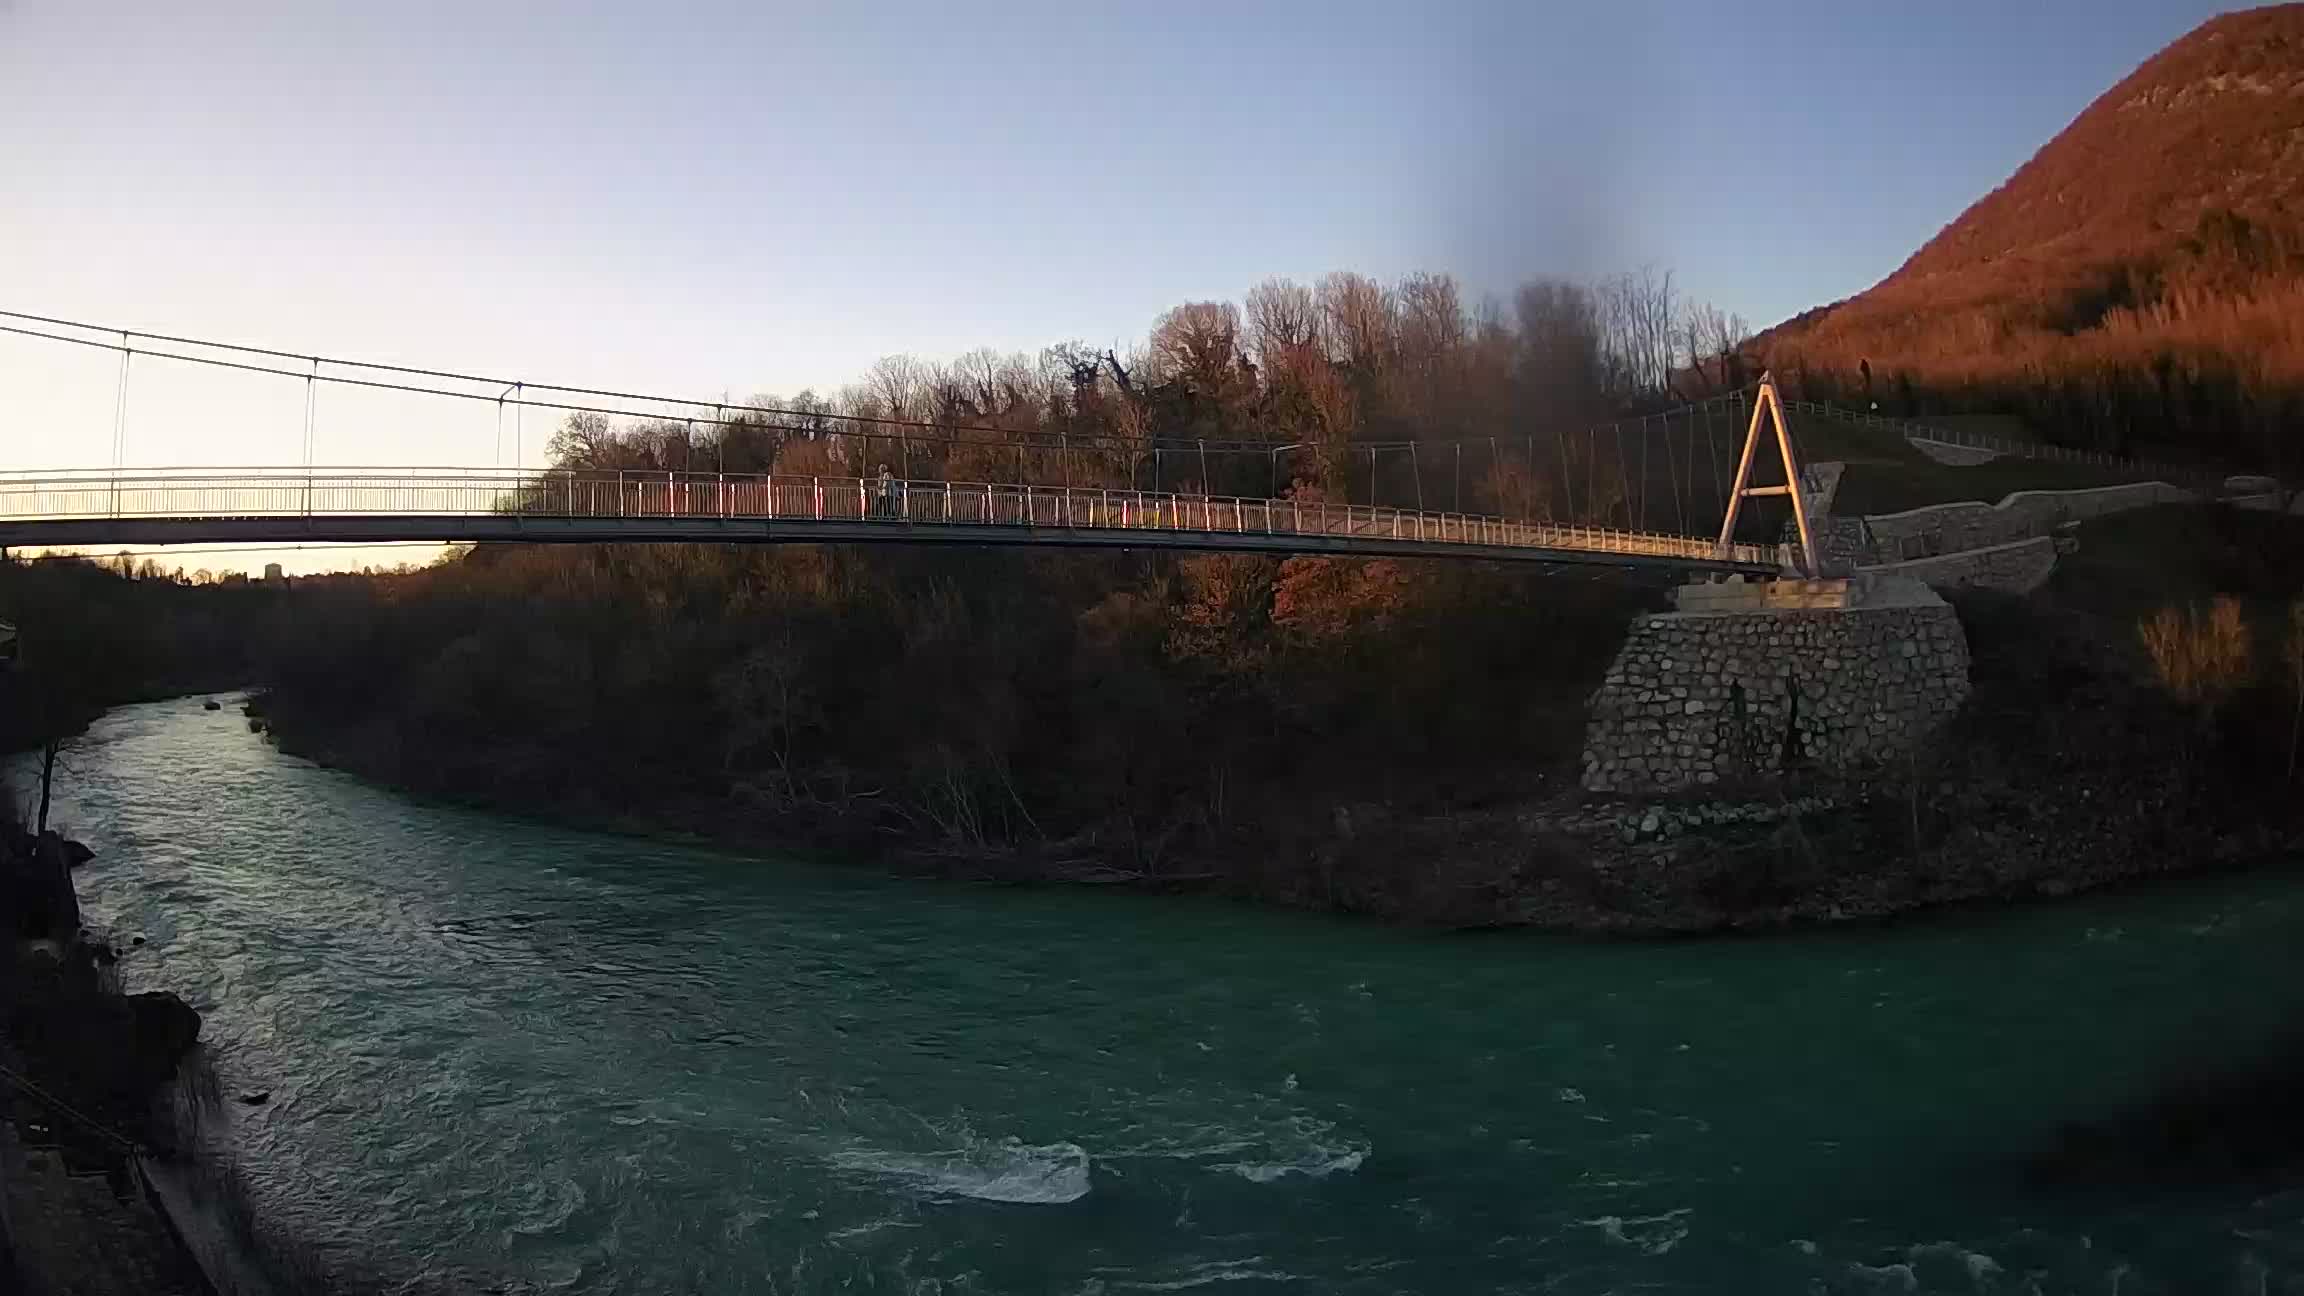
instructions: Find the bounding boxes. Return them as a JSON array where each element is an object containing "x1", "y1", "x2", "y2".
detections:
[{"x1": 0, "y1": 470, "x2": 1784, "y2": 574}]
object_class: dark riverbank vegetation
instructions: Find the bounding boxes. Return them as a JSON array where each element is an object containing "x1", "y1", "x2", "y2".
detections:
[
  {"x1": 0, "y1": 555, "x2": 280, "y2": 840},
  {"x1": 237, "y1": 503, "x2": 2304, "y2": 931}
]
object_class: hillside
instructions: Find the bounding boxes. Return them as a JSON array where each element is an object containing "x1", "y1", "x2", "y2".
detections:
[{"x1": 1759, "y1": 5, "x2": 2304, "y2": 473}]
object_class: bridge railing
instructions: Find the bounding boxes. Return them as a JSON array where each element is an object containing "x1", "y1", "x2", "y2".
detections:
[
  {"x1": 1777, "y1": 398, "x2": 2234, "y2": 493},
  {"x1": 0, "y1": 468, "x2": 1778, "y2": 567}
]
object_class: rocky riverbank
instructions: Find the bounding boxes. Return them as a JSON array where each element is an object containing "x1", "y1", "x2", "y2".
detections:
[{"x1": 0, "y1": 825, "x2": 213, "y2": 1295}]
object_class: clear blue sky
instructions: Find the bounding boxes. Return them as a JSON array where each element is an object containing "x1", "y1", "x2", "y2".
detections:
[{"x1": 0, "y1": 0, "x2": 2254, "y2": 568}]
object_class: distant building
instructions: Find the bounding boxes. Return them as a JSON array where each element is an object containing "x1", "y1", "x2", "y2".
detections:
[{"x1": 262, "y1": 563, "x2": 287, "y2": 585}]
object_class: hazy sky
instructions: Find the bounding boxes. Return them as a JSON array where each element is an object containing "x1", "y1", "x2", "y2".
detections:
[{"x1": 0, "y1": 0, "x2": 2248, "y2": 570}]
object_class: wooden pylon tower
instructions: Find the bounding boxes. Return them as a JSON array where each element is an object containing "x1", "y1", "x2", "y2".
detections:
[{"x1": 1715, "y1": 372, "x2": 1819, "y2": 576}]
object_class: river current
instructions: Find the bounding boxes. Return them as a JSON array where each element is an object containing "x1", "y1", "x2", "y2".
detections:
[{"x1": 27, "y1": 696, "x2": 2304, "y2": 1293}]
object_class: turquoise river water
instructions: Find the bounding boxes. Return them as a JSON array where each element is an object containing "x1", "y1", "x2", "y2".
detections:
[{"x1": 29, "y1": 696, "x2": 2304, "y2": 1293}]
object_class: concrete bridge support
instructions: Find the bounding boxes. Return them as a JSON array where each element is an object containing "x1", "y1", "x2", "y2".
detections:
[{"x1": 1580, "y1": 575, "x2": 1971, "y2": 793}]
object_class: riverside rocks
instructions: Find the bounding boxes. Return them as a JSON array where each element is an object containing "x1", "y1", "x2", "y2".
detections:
[{"x1": 1582, "y1": 584, "x2": 1971, "y2": 794}]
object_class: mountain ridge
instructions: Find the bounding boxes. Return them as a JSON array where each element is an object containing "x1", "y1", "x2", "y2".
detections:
[{"x1": 1757, "y1": 5, "x2": 2304, "y2": 470}]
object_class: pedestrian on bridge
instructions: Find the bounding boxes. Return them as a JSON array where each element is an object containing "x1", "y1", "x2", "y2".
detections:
[{"x1": 876, "y1": 465, "x2": 899, "y2": 520}]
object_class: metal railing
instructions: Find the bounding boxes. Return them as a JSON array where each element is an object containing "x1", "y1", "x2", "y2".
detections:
[
  {"x1": 1779, "y1": 398, "x2": 2231, "y2": 492},
  {"x1": 0, "y1": 468, "x2": 1778, "y2": 567}
]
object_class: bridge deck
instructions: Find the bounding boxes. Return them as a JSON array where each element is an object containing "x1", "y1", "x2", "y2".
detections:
[{"x1": 0, "y1": 470, "x2": 1782, "y2": 574}]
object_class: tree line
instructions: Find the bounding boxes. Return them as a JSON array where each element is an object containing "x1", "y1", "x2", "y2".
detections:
[
  {"x1": 248, "y1": 267, "x2": 1766, "y2": 916},
  {"x1": 541, "y1": 268, "x2": 1755, "y2": 528}
]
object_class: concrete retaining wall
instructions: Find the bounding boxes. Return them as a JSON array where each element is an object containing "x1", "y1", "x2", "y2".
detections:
[
  {"x1": 1908, "y1": 438, "x2": 2003, "y2": 466},
  {"x1": 1581, "y1": 582, "x2": 1971, "y2": 793},
  {"x1": 2231, "y1": 490, "x2": 2304, "y2": 515},
  {"x1": 1860, "y1": 536, "x2": 2059, "y2": 595},
  {"x1": 1864, "y1": 481, "x2": 2195, "y2": 559}
]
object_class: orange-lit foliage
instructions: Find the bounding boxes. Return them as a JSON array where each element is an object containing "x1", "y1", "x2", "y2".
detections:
[
  {"x1": 2139, "y1": 596, "x2": 2254, "y2": 711},
  {"x1": 1759, "y1": 7, "x2": 2304, "y2": 472}
]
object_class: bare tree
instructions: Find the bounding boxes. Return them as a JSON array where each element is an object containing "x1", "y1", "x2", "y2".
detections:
[
  {"x1": 1297, "y1": 351, "x2": 1358, "y2": 489},
  {"x1": 1394, "y1": 272, "x2": 1468, "y2": 428},
  {"x1": 1318, "y1": 272, "x2": 1396, "y2": 376},
  {"x1": 1245, "y1": 277, "x2": 1320, "y2": 371},
  {"x1": 1680, "y1": 301, "x2": 1753, "y2": 395},
  {"x1": 1515, "y1": 278, "x2": 1608, "y2": 413},
  {"x1": 547, "y1": 411, "x2": 620, "y2": 469},
  {"x1": 865, "y1": 354, "x2": 933, "y2": 427},
  {"x1": 1148, "y1": 301, "x2": 1244, "y2": 388},
  {"x1": 1597, "y1": 266, "x2": 1680, "y2": 400}
]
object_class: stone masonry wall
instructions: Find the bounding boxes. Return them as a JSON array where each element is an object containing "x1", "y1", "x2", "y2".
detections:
[
  {"x1": 1785, "y1": 515, "x2": 1873, "y2": 574},
  {"x1": 1859, "y1": 536, "x2": 2058, "y2": 595},
  {"x1": 1581, "y1": 592, "x2": 1971, "y2": 794},
  {"x1": 1863, "y1": 482, "x2": 2193, "y2": 559}
]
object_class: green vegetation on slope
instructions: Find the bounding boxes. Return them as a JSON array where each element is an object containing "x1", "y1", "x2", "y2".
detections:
[{"x1": 1777, "y1": 407, "x2": 2195, "y2": 517}]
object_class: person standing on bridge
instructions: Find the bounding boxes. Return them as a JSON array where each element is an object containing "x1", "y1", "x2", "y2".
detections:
[{"x1": 876, "y1": 464, "x2": 900, "y2": 519}]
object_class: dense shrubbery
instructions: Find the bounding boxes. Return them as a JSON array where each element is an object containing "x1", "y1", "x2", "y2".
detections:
[
  {"x1": 0, "y1": 555, "x2": 276, "y2": 742},
  {"x1": 0, "y1": 556, "x2": 280, "y2": 828},
  {"x1": 257, "y1": 541, "x2": 1663, "y2": 876}
]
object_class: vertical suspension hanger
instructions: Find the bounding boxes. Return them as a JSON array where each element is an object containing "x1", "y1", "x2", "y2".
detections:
[
  {"x1": 1613, "y1": 425, "x2": 1631, "y2": 529},
  {"x1": 1586, "y1": 425, "x2": 1598, "y2": 526},
  {"x1": 1555, "y1": 429, "x2": 1573, "y2": 522},
  {"x1": 302, "y1": 356, "x2": 319, "y2": 516},
  {"x1": 112, "y1": 331, "x2": 132, "y2": 469},
  {"x1": 495, "y1": 384, "x2": 514, "y2": 467},
  {"x1": 110, "y1": 331, "x2": 132, "y2": 517},
  {"x1": 1637, "y1": 417, "x2": 1652, "y2": 532}
]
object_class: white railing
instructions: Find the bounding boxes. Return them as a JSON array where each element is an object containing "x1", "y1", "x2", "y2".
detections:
[{"x1": 0, "y1": 468, "x2": 1778, "y2": 567}]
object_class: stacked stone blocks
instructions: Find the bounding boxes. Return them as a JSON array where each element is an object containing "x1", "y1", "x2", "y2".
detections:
[
  {"x1": 1581, "y1": 584, "x2": 1971, "y2": 794},
  {"x1": 1864, "y1": 482, "x2": 2193, "y2": 559},
  {"x1": 1862, "y1": 536, "x2": 2058, "y2": 594}
]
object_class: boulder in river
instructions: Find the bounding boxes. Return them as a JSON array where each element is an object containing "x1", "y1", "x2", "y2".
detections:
[
  {"x1": 203, "y1": 700, "x2": 222, "y2": 711},
  {"x1": 127, "y1": 991, "x2": 204, "y2": 1069},
  {"x1": 5, "y1": 832, "x2": 85, "y2": 944}
]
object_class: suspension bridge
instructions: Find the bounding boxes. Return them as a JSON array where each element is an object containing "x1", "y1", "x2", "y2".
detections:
[{"x1": 0, "y1": 311, "x2": 1809, "y2": 576}]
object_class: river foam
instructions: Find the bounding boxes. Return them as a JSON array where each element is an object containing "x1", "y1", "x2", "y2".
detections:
[{"x1": 830, "y1": 1136, "x2": 1093, "y2": 1205}]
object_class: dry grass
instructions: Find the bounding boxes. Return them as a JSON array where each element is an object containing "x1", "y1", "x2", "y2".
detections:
[
  {"x1": 1755, "y1": 9, "x2": 2304, "y2": 470},
  {"x1": 2139, "y1": 596, "x2": 2254, "y2": 707}
]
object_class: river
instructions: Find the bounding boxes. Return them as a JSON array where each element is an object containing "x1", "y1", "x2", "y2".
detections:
[{"x1": 26, "y1": 696, "x2": 2304, "y2": 1293}]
